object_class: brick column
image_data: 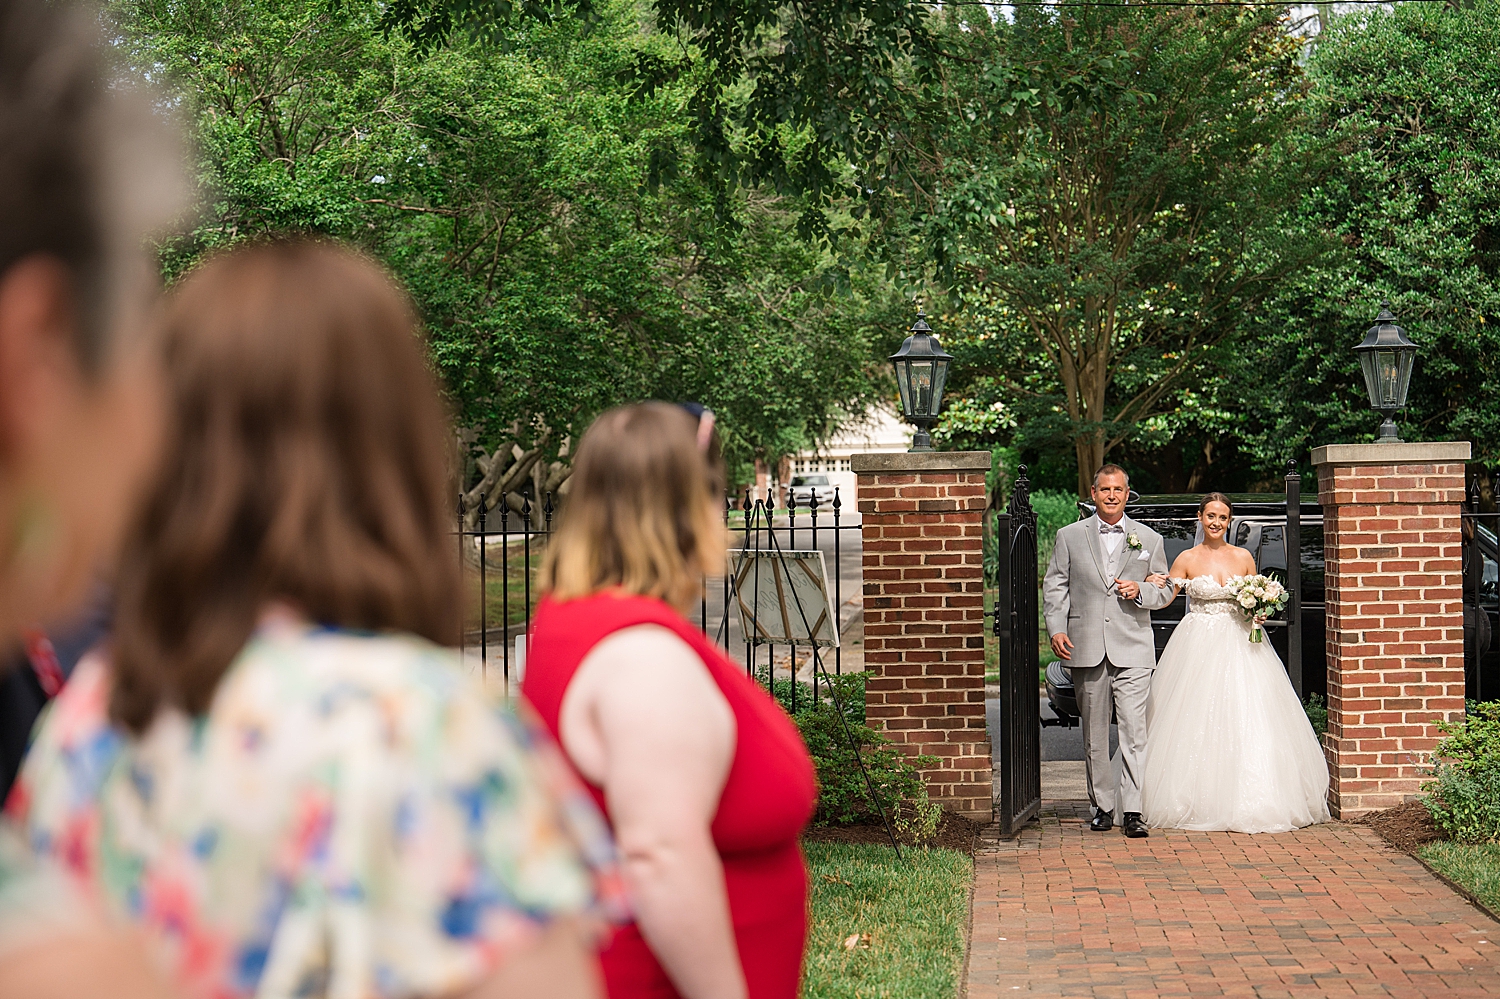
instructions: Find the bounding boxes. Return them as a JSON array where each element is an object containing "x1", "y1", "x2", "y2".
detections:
[
  {"x1": 1313, "y1": 441, "x2": 1471, "y2": 818},
  {"x1": 852, "y1": 451, "x2": 991, "y2": 820}
]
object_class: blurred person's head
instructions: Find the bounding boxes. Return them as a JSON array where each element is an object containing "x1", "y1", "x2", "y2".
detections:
[
  {"x1": 0, "y1": 0, "x2": 187, "y2": 639},
  {"x1": 541, "y1": 402, "x2": 726, "y2": 611},
  {"x1": 109, "y1": 240, "x2": 461, "y2": 734}
]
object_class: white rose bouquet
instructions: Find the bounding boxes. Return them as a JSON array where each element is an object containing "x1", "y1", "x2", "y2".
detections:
[{"x1": 1224, "y1": 574, "x2": 1289, "y2": 644}]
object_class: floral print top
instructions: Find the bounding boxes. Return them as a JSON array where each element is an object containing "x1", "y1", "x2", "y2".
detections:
[
  {"x1": 7, "y1": 616, "x2": 625, "y2": 998},
  {"x1": 0, "y1": 824, "x2": 93, "y2": 959}
]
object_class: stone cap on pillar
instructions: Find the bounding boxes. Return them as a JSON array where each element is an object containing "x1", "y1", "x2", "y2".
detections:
[
  {"x1": 1311, "y1": 441, "x2": 1471, "y2": 466},
  {"x1": 851, "y1": 451, "x2": 992, "y2": 473}
]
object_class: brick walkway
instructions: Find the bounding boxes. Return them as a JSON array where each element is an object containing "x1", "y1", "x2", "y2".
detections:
[{"x1": 965, "y1": 802, "x2": 1500, "y2": 998}]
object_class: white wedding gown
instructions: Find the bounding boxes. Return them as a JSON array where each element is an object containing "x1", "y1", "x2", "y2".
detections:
[{"x1": 1142, "y1": 576, "x2": 1330, "y2": 833}]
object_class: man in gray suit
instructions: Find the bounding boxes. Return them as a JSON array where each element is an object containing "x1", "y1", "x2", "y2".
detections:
[{"x1": 1043, "y1": 464, "x2": 1173, "y2": 837}]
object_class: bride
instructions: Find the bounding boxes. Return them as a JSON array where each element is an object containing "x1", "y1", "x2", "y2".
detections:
[{"x1": 1142, "y1": 492, "x2": 1330, "y2": 833}]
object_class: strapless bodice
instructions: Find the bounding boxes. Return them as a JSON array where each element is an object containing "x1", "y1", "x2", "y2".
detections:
[{"x1": 1173, "y1": 576, "x2": 1242, "y2": 616}]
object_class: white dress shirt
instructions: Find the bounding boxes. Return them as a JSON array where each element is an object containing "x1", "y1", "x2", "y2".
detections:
[{"x1": 1096, "y1": 515, "x2": 1126, "y2": 559}]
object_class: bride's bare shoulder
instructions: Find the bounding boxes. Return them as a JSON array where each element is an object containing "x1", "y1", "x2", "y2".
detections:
[{"x1": 1170, "y1": 547, "x2": 1200, "y2": 577}]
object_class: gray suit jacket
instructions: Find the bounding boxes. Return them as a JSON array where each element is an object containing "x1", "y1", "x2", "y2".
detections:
[{"x1": 1042, "y1": 514, "x2": 1173, "y2": 671}]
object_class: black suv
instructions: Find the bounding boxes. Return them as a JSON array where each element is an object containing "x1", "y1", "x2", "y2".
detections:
[{"x1": 1043, "y1": 494, "x2": 1500, "y2": 722}]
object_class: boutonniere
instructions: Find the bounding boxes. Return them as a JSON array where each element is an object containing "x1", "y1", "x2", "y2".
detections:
[{"x1": 1126, "y1": 532, "x2": 1142, "y2": 552}]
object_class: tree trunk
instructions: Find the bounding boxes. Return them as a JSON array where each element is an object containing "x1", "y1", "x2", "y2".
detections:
[
  {"x1": 1072, "y1": 333, "x2": 1111, "y2": 498},
  {"x1": 1074, "y1": 434, "x2": 1105, "y2": 499}
]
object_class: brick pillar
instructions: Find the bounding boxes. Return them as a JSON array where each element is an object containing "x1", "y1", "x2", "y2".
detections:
[
  {"x1": 1313, "y1": 441, "x2": 1471, "y2": 818},
  {"x1": 852, "y1": 451, "x2": 991, "y2": 820}
]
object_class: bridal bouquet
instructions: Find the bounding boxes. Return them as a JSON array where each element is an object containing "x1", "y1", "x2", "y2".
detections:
[{"x1": 1224, "y1": 574, "x2": 1288, "y2": 643}]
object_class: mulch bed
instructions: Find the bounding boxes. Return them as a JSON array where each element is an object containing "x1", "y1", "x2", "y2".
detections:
[
  {"x1": 1362, "y1": 800, "x2": 1447, "y2": 854},
  {"x1": 803, "y1": 812, "x2": 985, "y2": 853}
]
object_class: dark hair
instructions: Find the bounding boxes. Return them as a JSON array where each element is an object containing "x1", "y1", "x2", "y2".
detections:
[
  {"x1": 109, "y1": 240, "x2": 461, "y2": 734},
  {"x1": 1093, "y1": 463, "x2": 1130, "y2": 488},
  {"x1": 0, "y1": 0, "x2": 186, "y2": 367},
  {"x1": 1198, "y1": 492, "x2": 1233, "y2": 516}
]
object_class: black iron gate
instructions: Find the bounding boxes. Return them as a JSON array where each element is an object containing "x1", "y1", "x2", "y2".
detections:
[
  {"x1": 1463, "y1": 478, "x2": 1498, "y2": 702},
  {"x1": 993, "y1": 466, "x2": 1042, "y2": 837}
]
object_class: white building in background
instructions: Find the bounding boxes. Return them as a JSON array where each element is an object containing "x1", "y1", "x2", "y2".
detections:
[{"x1": 756, "y1": 405, "x2": 913, "y2": 504}]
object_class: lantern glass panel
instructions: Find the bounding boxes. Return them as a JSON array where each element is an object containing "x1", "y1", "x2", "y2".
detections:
[
  {"x1": 930, "y1": 357, "x2": 950, "y2": 417},
  {"x1": 1377, "y1": 350, "x2": 1401, "y2": 407},
  {"x1": 895, "y1": 359, "x2": 914, "y2": 416},
  {"x1": 907, "y1": 360, "x2": 935, "y2": 416},
  {"x1": 1394, "y1": 348, "x2": 1415, "y2": 408},
  {"x1": 1358, "y1": 350, "x2": 1378, "y2": 407}
]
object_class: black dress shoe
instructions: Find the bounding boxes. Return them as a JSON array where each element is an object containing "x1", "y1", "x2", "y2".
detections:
[
  {"x1": 1123, "y1": 812, "x2": 1150, "y2": 838},
  {"x1": 1089, "y1": 808, "x2": 1113, "y2": 831}
]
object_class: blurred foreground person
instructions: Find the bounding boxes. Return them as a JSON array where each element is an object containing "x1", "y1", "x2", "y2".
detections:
[
  {"x1": 12, "y1": 242, "x2": 622, "y2": 999},
  {"x1": 0, "y1": 0, "x2": 186, "y2": 994},
  {"x1": 525, "y1": 403, "x2": 816, "y2": 999}
]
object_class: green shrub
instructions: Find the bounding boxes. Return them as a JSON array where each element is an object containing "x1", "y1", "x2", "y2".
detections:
[
  {"x1": 1030, "y1": 489, "x2": 1083, "y2": 575},
  {"x1": 1304, "y1": 693, "x2": 1328, "y2": 737},
  {"x1": 1424, "y1": 700, "x2": 1500, "y2": 844},
  {"x1": 768, "y1": 670, "x2": 943, "y2": 842},
  {"x1": 984, "y1": 488, "x2": 1080, "y2": 581}
]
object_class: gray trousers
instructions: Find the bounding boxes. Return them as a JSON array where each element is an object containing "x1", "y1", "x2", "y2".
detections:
[{"x1": 1072, "y1": 657, "x2": 1151, "y2": 815}]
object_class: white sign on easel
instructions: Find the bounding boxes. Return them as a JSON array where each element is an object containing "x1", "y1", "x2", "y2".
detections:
[{"x1": 729, "y1": 549, "x2": 839, "y2": 647}]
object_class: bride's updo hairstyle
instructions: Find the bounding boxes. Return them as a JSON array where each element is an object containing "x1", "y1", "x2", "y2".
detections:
[{"x1": 1198, "y1": 492, "x2": 1233, "y2": 516}]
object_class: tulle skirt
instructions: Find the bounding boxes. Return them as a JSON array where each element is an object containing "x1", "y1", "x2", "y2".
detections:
[{"x1": 1143, "y1": 610, "x2": 1330, "y2": 833}]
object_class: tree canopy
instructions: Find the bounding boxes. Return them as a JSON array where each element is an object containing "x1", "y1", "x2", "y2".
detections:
[
  {"x1": 114, "y1": 0, "x2": 903, "y2": 512},
  {"x1": 925, "y1": 2, "x2": 1500, "y2": 496},
  {"x1": 114, "y1": 0, "x2": 1500, "y2": 502},
  {"x1": 887, "y1": 4, "x2": 1327, "y2": 496},
  {"x1": 1233, "y1": 0, "x2": 1500, "y2": 477}
]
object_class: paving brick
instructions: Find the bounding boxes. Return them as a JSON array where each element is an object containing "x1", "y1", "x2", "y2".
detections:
[{"x1": 965, "y1": 806, "x2": 1500, "y2": 997}]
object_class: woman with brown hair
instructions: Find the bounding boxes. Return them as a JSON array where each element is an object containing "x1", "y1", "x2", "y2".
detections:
[
  {"x1": 11, "y1": 240, "x2": 622, "y2": 999},
  {"x1": 523, "y1": 403, "x2": 817, "y2": 999}
]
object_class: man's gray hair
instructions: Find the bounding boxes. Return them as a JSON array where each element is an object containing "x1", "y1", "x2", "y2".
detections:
[
  {"x1": 0, "y1": 0, "x2": 189, "y2": 368},
  {"x1": 1093, "y1": 463, "x2": 1131, "y2": 489}
]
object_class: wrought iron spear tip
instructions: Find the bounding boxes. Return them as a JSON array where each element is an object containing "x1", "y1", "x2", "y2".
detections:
[
  {"x1": 832, "y1": 486, "x2": 842, "y2": 510},
  {"x1": 543, "y1": 490, "x2": 555, "y2": 517}
]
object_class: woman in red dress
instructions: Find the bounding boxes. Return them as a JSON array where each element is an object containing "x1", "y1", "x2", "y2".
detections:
[{"x1": 524, "y1": 402, "x2": 817, "y2": 999}]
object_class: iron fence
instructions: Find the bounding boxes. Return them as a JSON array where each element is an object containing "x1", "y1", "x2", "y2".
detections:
[
  {"x1": 1462, "y1": 480, "x2": 1499, "y2": 703},
  {"x1": 458, "y1": 485, "x2": 864, "y2": 713},
  {"x1": 458, "y1": 495, "x2": 555, "y2": 687}
]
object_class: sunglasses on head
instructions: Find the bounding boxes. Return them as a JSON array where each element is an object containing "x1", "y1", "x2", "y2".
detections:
[{"x1": 678, "y1": 402, "x2": 716, "y2": 454}]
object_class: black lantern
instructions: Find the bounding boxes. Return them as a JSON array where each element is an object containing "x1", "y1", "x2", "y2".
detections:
[
  {"x1": 1353, "y1": 300, "x2": 1418, "y2": 444},
  {"x1": 889, "y1": 308, "x2": 953, "y2": 452}
]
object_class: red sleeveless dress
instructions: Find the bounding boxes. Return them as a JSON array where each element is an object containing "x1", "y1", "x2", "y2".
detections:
[{"x1": 523, "y1": 592, "x2": 817, "y2": 999}]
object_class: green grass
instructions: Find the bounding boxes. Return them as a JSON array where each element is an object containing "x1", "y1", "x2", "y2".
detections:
[
  {"x1": 464, "y1": 538, "x2": 544, "y2": 631},
  {"x1": 1418, "y1": 841, "x2": 1500, "y2": 915},
  {"x1": 802, "y1": 843, "x2": 973, "y2": 999}
]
